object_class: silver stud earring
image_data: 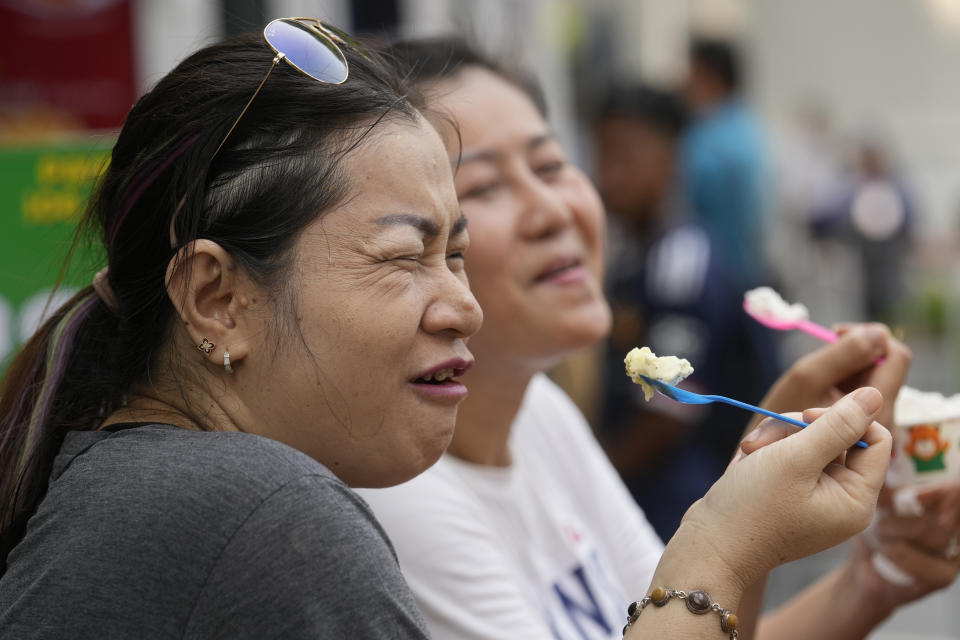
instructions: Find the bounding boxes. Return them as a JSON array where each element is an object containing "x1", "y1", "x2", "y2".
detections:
[{"x1": 223, "y1": 350, "x2": 233, "y2": 373}]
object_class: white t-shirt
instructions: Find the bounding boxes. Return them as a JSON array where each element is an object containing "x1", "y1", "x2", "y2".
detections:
[{"x1": 359, "y1": 374, "x2": 664, "y2": 640}]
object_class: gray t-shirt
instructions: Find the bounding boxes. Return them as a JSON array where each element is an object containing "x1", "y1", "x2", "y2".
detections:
[{"x1": 0, "y1": 423, "x2": 430, "y2": 639}]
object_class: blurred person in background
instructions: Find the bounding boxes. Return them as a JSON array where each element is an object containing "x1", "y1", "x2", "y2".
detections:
[
  {"x1": 774, "y1": 102, "x2": 845, "y2": 236},
  {"x1": 813, "y1": 135, "x2": 916, "y2": 322},
  {"x1": 682, "y1": 37, "x2": 770, "y2": 289},
  {"x1": 361, "y1": 36, "x2": 959, "y2": 640},
  {"x1": 593, "y1": 83, "x2": 778, "y2": 540}
]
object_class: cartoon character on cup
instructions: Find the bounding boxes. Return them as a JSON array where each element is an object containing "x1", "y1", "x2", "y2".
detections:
[{"x1": 904, "y1": 424, "x2": 950, "y2": 473}]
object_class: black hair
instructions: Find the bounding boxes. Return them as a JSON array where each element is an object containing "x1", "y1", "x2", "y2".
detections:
[
  {"x1": 384, "y1": 36, "x2": 548, "y2": 117},
  {"x1": 593, "y1": 84, "x2": 688, "y2": 138},
  {"x1": 0, "y1": 28, "x2": 420, "y2": 572},
  {"x1": 690, "y1": 37, "x2": 741, "y2": 93}
]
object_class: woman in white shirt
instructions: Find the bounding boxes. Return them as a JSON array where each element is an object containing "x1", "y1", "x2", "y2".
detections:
[{"x1": 360, "y1": 37, "x2": 959, "y2": 640}]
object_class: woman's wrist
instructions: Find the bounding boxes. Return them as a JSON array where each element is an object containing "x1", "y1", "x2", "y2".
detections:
[
  {"x1": 655, "y1": 520, "x2": 749, "y2": 608},
  {"x1": 623, "y1": 586, "x2": 742, "y2": 639},
  {"x1": 839, "y1": 550, "x2": 900, "y2": 626},
  {"x1": 624, "y1": 526, "x2": 748, "y2": 640}
]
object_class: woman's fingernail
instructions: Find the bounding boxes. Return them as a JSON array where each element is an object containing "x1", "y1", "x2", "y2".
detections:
[
  {"x1": 742, "y1": 428, "x2": 762, "y2": 443},
  {"x1": 862, "y1": 326, "x2": 887, "y2": 354},
  {"x1": 853, "y1": 387, "x2": 882, "y2": 415}
]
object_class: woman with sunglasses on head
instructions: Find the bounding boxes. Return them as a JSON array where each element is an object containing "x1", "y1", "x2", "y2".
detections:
[
  {"x1": 0, "y1": 19, "x2": 481, "y2": 639},
  {"x1": 360, "y1": 38, "x2": 956, "y2": 640}
]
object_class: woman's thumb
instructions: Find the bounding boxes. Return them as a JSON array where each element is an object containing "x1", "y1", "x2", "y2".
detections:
[{"x1": 796, "y1": 388, "x2": 882, "y2": 470}]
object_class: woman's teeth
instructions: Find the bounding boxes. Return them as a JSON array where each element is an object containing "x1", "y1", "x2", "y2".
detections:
[{"x1": 421, "y1": 368, "x2": 454, "y2": 383}]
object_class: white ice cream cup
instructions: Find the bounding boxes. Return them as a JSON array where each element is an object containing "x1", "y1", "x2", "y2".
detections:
[{"x1": 886, "y1": 386, "x2": 960, "y2": 488}]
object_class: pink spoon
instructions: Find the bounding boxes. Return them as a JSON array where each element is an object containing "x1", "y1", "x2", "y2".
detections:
[
  {"x1": 743, "y1": 301, "x2": 885, "y2": 363},
  {"x1": 742, "y1": 301, "x2": 838, "y2": 342}
]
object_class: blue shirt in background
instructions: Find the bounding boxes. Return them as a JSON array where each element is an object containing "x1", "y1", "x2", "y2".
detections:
[{"x1": 682, "y1": 99, "x2": 769, "y2": 287}]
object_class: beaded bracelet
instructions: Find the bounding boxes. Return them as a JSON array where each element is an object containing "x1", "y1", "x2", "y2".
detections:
[{"x1": 622, "y1": 586, "x2": 739, "y2": 639}]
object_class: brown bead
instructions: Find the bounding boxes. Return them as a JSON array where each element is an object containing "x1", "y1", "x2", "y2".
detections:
[
  {"x1": 685, "y1": 589, "x2": 712, "y2": 614},
  {"x1": 722, "y1": 612, "x2": 739, "y2": 632},
  {"x1": 650, "y1": 587, "x2": 669, "y2": 606}
]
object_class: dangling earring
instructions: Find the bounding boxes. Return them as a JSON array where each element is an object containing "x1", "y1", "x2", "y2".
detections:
[{"x1": 223, "y1": 350, "x2": 233, "y2": 373}]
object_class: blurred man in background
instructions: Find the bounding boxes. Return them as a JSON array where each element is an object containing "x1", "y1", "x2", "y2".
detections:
[
  {"x1": 682, "y1": 37, "x2": 770, "y2": 289},
  {"x1": 594, "y1": 84, "x2": 778, "y2": 539}
]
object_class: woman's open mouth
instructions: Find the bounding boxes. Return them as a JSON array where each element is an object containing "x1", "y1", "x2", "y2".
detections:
[
  {"x1": 413, "y1": 367, "x2": 459, "y2": 384},
  {"x1": 534, "y1": 256, "x2": 586, "y2": 285},
  {"x1": 410, "y1": 359, "x2": 473, "y2": 400}
]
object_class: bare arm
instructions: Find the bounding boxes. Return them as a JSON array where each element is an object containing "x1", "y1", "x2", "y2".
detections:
[
  {"x1": 756, "y1": 529, "x2": 958, "y2": 640},
  {"x1": 623, "y1": 392, "x2": 891, "y2": 638},
  {"x1": 756, "y1": 562, "x2": 889, "y2": 640},
  {"x1": 741, "y1": 324, "x2": 910, "y2": 638},
  {"x1": 742, "y1": 430, "x2": 960, "y2": 640}
]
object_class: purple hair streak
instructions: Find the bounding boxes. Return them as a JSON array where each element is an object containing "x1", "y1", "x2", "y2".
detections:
[{"x1": 13, "y1": 294, "x2": 98, "y2": 482}]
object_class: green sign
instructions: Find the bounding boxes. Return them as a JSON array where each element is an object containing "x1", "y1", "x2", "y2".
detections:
[{"x1": 0, "y1": 138, "x2": 113, "y2": 365}]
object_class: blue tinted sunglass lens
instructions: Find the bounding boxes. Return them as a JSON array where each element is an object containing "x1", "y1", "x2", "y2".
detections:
[{"x1": 264, "y1": 19, "x2": 348, "y2": 84}]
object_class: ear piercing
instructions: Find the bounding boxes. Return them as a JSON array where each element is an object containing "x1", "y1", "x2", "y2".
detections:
[{"x1": 197, "y1": 338, "x2": 234, "y2": 373}]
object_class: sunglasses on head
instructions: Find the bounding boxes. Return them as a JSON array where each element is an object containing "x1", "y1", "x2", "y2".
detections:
[{"x1": 169, "y1": 17, "x2": 355, "y2": 247}]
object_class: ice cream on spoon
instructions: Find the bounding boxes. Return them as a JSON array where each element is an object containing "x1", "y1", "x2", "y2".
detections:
[{"x1": 624, "y1": 346, "x2": 694, "y2": 401}]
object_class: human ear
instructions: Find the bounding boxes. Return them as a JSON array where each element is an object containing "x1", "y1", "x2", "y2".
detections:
[{"x1": 164, "y1": 239, "x2": 257, "y2": 371}]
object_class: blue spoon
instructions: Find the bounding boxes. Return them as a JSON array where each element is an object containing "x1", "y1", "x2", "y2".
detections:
[{"x1": 637, "y1": 375, "x2": 868, "y2": 449}]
